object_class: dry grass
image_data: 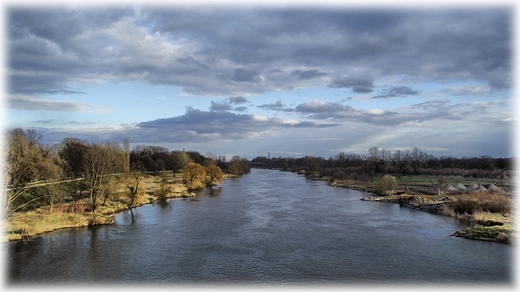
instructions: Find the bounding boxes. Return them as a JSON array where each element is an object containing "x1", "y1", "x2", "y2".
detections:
[
  {"x1": 452, "y1": 191, "x2": 512, "y2": 215},
  {"x1": 3, "y1": 173, "x2": 194, "y2": 242},
  {"x1": 4, "y1": 211, "x2": 90, "y2": 241},
  {"x1": 443, "y1": 193, "x2": 515, "y2": 244},
  {"x1": 441, "y1": 204, "x2": 456, "y2": 217}
]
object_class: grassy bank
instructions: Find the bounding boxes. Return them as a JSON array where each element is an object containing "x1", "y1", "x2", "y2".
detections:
[
  {"x1": 3, "y1": 173, "x2": 196, "y2": 242},
  {"x1": 306, "y1": 171, "x2": 515, "y2": 244}
]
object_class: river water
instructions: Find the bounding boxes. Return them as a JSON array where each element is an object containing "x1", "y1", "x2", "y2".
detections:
[{"x1": 5, "y1": 168, "x2": 513, "y2": 285}]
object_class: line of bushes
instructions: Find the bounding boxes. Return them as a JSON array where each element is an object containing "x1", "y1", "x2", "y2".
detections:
[{"x1": 452, "y1": 192, "x2": 511, "y2": 215}]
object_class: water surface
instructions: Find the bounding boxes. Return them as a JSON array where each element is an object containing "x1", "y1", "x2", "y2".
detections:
[{"x1": 7, "y1": 169, "x2": 513, "y2": 284}]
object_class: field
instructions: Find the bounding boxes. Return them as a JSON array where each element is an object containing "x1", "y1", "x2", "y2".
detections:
[{"x1": 394, "y1": 175, "x2": 499, "y2": 186}]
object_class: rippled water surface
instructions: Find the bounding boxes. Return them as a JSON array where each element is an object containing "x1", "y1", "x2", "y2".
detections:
[{"x1": 6, "y1": 169, "x2": 513, "y2": 284}]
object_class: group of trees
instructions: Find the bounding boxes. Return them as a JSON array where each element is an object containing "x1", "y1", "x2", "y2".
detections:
[
  {"x1": 3, "y1": 128, "x2": 250, "y2": 217},
  {"x1": 4, "y1": 129, "x2": 62, "y2": 216},
  {"x1": 128, "y1": 144, "x2": 250, "y2": 176},
  {"x1": 3, "y1": 130, "x2": 131, "y2": 216},
  {"x1": 251, "y1": 146, "x2": 513, "y2": 181}
]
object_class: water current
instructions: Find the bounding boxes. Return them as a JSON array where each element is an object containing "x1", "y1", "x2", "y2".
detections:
[{"x1": 6, "y1": 168, "x2": 513, "y2": 285}]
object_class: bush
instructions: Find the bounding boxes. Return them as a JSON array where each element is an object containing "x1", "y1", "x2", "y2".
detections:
[
  {"x1": 332, "y1": 171, "x2": 347, "y2": 180},
  {"x1": 453, "y1": 192, "x2": 512, "y2": 215},
  {"x1": 481, "y1": 193, "x2": 511, "y2": 214},
  {"x1": 375, "y1": 174, "x2": 397, "y2": 195},
  {"x1": 88, "y1": 214, "x2": 114, "y2": 225},
  {"x1": 188, "y1": 180, "x2": 205, "y2": 190},
  {"x1": 154, "y1": 176, "x2": 172, "y2": 199},
  {"x1": 453, "y1": 195, "x2": 479, "y2": 215}
]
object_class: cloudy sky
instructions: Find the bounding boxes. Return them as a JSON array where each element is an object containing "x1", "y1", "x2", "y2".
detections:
[{"x1": 3, "y1": 2, "x2": 515, "y2": 159}]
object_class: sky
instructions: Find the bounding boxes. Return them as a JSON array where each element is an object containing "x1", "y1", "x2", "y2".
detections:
[{"x1": 2, "y1": 1, "x2": 516, "y2": 159}]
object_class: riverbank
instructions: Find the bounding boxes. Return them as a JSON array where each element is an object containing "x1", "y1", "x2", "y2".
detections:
[
  {"x1": 261, "y1": 168, "x2": 515, "y2": 244},
  {"x1": 329, "y1": 177, "x2": 515, "y2": 245},
  {"x1": 363, "y1": 194, "x2": 514, "y2": 243},
  {"x1": 3, "y1": 174, "x2": 197, "y2": 242}
]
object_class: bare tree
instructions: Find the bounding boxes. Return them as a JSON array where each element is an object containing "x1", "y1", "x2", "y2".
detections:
[
  {"x1": 368, "y1": 147, "x2": 380, "y2": 161},
  {"x1": 392, "y1": 149, "x2": 412, "y2": 176},
  {"x1": 58, "y1": 138, "x2": 88, "y2": 202},
  {"x1": 3, "y1": 128, "x2": 62, "y2": 217},
  {"x1": 178, "y1": 149, "x2": 193, "y2": 168},
  {"x1": 123, "y1": 138, "x2": 130, "y2": 174},
  {"x1": 172, "y1": 149, "x2": 192, "y2": 176},
  {"x1": 336, "y1": 152, "x2": 347, "y2": 168},
  {"x1": 411, "y1": 147, "x2": 426, "y2": 174},
  {"x1": 125, "y1": 163, "x2": 144, "y2": 209},
  {"x1": 83, "y1": 143, "x2": 117, "y2": 212},
  {"x1": 366, "y1": 147, "x2": 388, "y2": 175}
]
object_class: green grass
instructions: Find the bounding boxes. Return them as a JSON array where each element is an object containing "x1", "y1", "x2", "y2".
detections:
[{"x1": 396, "y1": 175, "x2": 497, "y2": 186}]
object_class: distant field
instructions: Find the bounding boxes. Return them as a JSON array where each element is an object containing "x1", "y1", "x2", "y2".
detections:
[{"x1": 393, "y1": 175, "x2": 501, "y2": 186}]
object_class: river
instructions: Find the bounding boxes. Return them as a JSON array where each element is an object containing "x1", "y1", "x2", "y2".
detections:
[{"x1": 6, "y1": 168, "x2": 513, "y2": 285}]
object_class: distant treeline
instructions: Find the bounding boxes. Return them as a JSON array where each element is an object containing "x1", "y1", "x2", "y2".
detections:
[
  {"x1": 129, "y1": 144, "x2": 251, "y2": 176},
  {"x1": 251, "y1": 147, "x2": 513, "y2": 181}
]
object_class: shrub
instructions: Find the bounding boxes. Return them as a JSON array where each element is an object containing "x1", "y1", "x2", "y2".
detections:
[
  {"x1": 154, "y1": 177, "x2": 172, "y2": 199},
  {"x1": 88, "y1": 214, "x2": 114, "y2": 225},
  {"x1": 332, "y1": 171, "x2": 347, "y2": 180},
  {"x1": 481, "y1": 193, "x2": 511, "y2": 214},
  {"x1": 453, "y1": 195, "x2": 479, "y2": 215},
  {"x1": 441, "y1": 204, "x2": 455, "y2": 217},
  {"x1": 188, "y1": 180, "x2": 206, "y2": 191},
  {"x1": 375, "y1": 174, "x2": 397, "y2": 195}
]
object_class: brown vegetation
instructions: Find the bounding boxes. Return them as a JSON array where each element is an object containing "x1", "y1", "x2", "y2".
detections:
[
  {"x1": 3, "y1": 128, "x2": 250, "y2": 241},
  {"x1": 3, "y1": 174, "x2": 195, "y2": 241},
  {"x1": 360, "y1": 190, "x2": 514, "y2": 244}
]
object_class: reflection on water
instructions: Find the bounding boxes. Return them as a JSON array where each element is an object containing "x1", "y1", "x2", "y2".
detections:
[{"x1": 6, "y1": 169, "x2": 513, "y2": 284}]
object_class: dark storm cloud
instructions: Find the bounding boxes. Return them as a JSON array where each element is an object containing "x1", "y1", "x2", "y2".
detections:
[{"x1": 7, "y1": 7, "x2": 512, "y2": 98}]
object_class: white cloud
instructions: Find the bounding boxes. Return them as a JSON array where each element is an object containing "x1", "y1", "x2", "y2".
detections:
[
  {"x1": 366, "y1": 108, "x2": 385, "y2": 115},
  {"x1": 5, "y1": 6, "x2": 514, "y2": 158}
]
